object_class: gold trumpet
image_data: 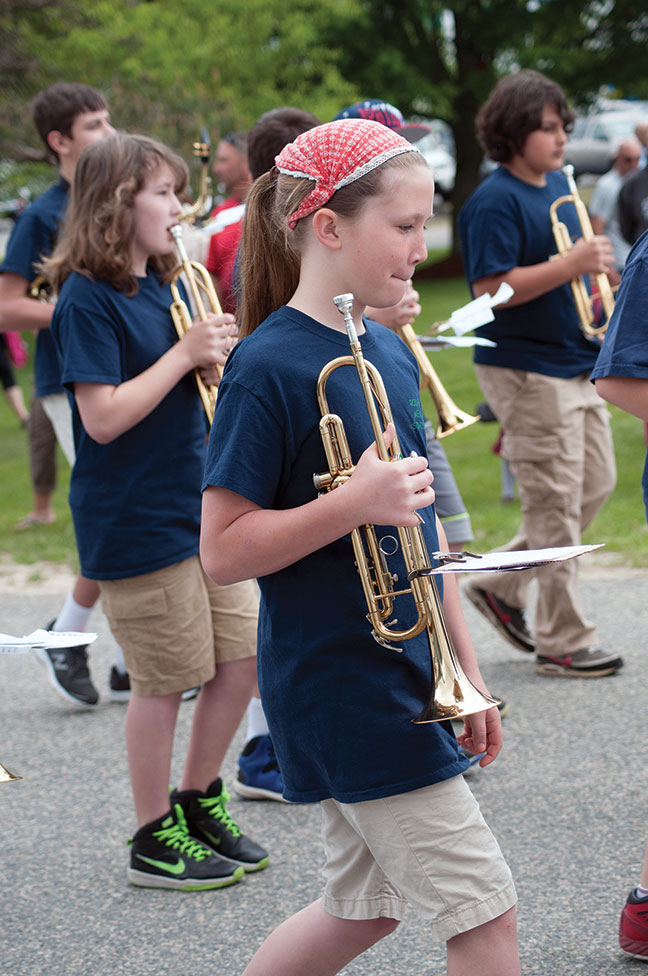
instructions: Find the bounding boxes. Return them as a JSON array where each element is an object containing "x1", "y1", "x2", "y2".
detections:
[
  {"x1": 397, "y1": 322, "x2": 479, "y2": 438},
  {"x1": 0, "y1": 761, "x2": 21, "y2": 783},
  {"x1": 550, "y1": 163, "x2": 615, "y2": 337},
  {"x1": 170, "y1": 223, "x2": 227, "y2": 425},
  {"x1": 313, "y1": 293, "x2": 499, "y2": 723},
  {"x1": 178, "y1": 128, "x2": 213, "y2": 225}
]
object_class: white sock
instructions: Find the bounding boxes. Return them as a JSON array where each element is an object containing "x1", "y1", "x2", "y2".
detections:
[
  {"x1": 112, "y1": 643, "x2": 127, "y2": 675},
  {"x1": 637, "y1": 885, "x2": 648, "y2": 899},
  {"x1": 246, "y1": 696, "x2": 269, "y2": 741},
  {"x1": 52, "y1": 593, "x2": 93, "y2": 633}
]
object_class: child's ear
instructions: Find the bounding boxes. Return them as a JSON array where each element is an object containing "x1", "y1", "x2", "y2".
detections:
[
  {"x1": 47, "y1": 130, "x2": 68, "y2": 158},
  {"x1": 312, "y1": 208, "x2": 342, "y2": 250}
]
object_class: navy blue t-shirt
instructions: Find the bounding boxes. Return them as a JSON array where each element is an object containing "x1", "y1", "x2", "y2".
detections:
[
  {"x1": 458, "y1": 167, "x2": 600, "y2": 377},
  {"x1": 203, "y1": 306, "x2": 468, "y2": 803},
  {"x1": 1, "y1": 178, "x2": 68, "y2": 397},
  {"x1": 51, "y1": 270, "x2": 207, "y2": 579},
  {"x1": 591, "y1": 231, "x2": 648, "y2": 517}
]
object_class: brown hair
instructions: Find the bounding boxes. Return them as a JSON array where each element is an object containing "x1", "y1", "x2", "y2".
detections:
[
  {"x1": 31, "y1": 82, "x2": 108, "y2": 162},
  {"x1": 247, "y1": 108, "x2": 322, "y2": 180},
  {"x1": 238, "y1": 151, "x2": 427, "y2": 338},
  {"x1": 41, "y1": 133, "x2": 188, "y2": 296},
  {"x1": 476, "y1": 70, "x2": 574, "y2": 163}
]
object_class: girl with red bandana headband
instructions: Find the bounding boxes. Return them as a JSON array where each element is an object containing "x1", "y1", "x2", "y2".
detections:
[{"x1": 201, "y1": 120, "x2": 519, "y2": 976}]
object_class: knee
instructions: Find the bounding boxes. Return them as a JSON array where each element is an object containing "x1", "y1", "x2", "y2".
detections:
[{"x1": 368, "y1": 916, "x2": 400, "y2": 942}]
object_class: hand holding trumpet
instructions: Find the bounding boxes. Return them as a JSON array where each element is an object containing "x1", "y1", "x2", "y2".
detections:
[
  {"x1": 342, "y1": 423, "x2": 435, "y2": 529},
  {"x1": 177, "y1": 311, "x2": 237, "y2": 385},
  {"x1": 567, "y1": 234, "x2": 614, "y2": 276}
]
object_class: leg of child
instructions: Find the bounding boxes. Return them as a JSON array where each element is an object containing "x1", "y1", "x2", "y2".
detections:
[
  {"x1": 446, "y1": 906, "x2": 520, "y2": 976},
  {"x1": 17, "y1": 394, "x2": 56, "y2": 527},
  {"x1": 126, "y1": 690, "x2": 183, "y2": 825},
  {"x1": 4, "y1": 384, "x2": 29, "y2": 424},
  {"x1": 242, "y1": 900, "x2": 399, "y2": 976},
  {"x1": 180, "y1": 655, "x2": 257, "y2": 790}
]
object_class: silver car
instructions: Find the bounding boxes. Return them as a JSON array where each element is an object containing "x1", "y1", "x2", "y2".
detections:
[{"x1": 565, "y1": 110, "x2": 646, "y2": 177}]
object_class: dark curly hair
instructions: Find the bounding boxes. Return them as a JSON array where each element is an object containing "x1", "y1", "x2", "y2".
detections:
[{"x1": 476, "y1": 70, "x2": 574, "y2": 164}]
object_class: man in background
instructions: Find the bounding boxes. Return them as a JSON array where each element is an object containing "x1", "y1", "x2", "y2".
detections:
[{"x1": 589, "y1": 137, "x2": 642, "y2": 274}]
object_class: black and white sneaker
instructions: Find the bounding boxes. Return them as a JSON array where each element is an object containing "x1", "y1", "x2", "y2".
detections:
[
  {"x1": 34, "y1": 621, "x2": 98, "y2": 706},
  {"x1": 128, "y1": 803, "x2": 244, "y2": 890},
  {"x1": 171, "y1": 778, "x2": 269, "y2": 872}
]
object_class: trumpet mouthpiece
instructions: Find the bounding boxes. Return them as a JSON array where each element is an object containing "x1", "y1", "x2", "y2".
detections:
[
  {"x1": 170, "y1": 224, "x2": 183, "y2": 242},
  {"x1": 333, "y1": 293, "x2": 354, "y2": 313}
]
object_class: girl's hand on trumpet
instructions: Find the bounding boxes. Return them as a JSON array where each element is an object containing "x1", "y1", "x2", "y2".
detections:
[
  {"x1": 344, "y1": 423, "x2": 435, "y2": 528},
  {"x1": 178, "y1": 311, "x2": 238, "y2": 371}
]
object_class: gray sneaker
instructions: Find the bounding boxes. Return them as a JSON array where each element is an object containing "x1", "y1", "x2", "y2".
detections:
[
  {"x1": 34, "y1": 620, "x2": 99, "y2": 706},
  {"x1": 536, "y1": 645, "x2": 623, "y2": 678}
]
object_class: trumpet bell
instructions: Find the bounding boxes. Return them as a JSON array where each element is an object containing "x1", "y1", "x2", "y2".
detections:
[
  {"x1": 0, "y1": 761, "x2": 21, "y2": 783},
  {"x1": 412, "y1": 640, "x2": 501, "y2": 723}
]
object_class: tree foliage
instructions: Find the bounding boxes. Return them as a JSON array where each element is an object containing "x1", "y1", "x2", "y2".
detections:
[
  {"x1": 328, "y1": 0, "x2": 648, "y2": 248},
  {"x1": 2, "y1": 0, "x2": 647, "y2": 244},
  {"x1": 0, "y1": 0, "x2": 357, "y2": 165}
]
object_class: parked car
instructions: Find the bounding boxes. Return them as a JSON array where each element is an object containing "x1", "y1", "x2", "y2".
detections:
[
  {"x1": 414, "y1": 131, "x2": 456, "y2": 199},
  {"x1": 565, "y1": 109, "x2": 647, "y2": 177}
]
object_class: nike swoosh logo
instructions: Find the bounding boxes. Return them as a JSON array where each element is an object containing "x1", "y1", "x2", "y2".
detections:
[
  {"x1": 136, "y1": 854, "x2": 186, "y2": 875},
  {"x1": 202, "y1": 831, "x2": 221, "y2": 847}
]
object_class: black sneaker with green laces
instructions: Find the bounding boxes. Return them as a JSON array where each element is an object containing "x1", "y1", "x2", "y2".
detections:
[
  {"x1": 171, "y1": 777, "x2": 270, "y2": 872},
  {"x1": 128, "y1": 803, "x2": 245, "y2": 890}
]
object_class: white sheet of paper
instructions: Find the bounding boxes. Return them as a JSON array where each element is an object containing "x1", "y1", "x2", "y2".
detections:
[
  {"x1": 0, "y1": 629, "x2": 98, "y2": 654},
  {"x1": 435, "y1": 281, "x2": 514, "y2": 336},
  {"x1": 421, "y1": 544, "x2": 603, "y2": 574},
  {"x1": 418, "y1": 335, "x2": 497, "y2": 350}
]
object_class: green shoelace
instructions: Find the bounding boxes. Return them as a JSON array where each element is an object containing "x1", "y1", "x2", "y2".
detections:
[
  {"x1": 153, "y1": 805, "x2": 212, "y2": 861},
  {"x1": 198, "y1": 785, "x2": 242, "y2": 837}
]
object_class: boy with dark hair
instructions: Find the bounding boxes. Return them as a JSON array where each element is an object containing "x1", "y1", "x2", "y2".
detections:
[
  {"x1": 32, "y1": 82, "x2": 109, "y2": 161},
  {"x1": 458, "y1": 69, "x2": 622, "y2": 679},
  {"x1": 0, "y1": 81, "x2": 124, "y2": 705}
]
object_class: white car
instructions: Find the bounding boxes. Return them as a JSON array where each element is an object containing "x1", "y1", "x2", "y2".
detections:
[
  {"x1": 565, "y1": 110, "x2": 646, "y2": 177},
  {"x1": 414, "y1": 131, "x2": 456, "y2": 199}
]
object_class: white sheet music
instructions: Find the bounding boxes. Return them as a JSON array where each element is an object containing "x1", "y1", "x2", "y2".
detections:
[
  {"x1": 422, "y1": 544, "x2": 603, "y2": 574},
  {"x1": 0, "y1": 629, "x2": 98, "y2": 654},
  {"x1": 435, "y1": 282, "x2": 514, "y2": 336},
  {"x1": 418, "y1": 335, "x2": 497, "y2": 350}
]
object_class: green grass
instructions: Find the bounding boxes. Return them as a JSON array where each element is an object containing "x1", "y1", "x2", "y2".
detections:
[{"x1": 0, "y1": 276, "x2": 645, "y2": 571}]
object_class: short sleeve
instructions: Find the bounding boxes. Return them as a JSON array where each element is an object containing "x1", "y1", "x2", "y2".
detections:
[
  {"x1": 459, "y1": 199, "x2": 523, "y2": 284},
  {"x1": 54, "y1": 297, "x2": 123, "y2": 389},
  {"x1": 203, "y1": 377, "x2": 287, "y2": 510},
  {"x1": 591, "y1": 252, "x2": 648, "y2": 380}
]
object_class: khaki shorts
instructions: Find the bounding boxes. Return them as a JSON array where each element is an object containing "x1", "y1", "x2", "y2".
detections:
[
  {"x1": 99, "y1": 555, "x2": 258, "y2": 696},
  {"x1": 320, "y1": 775, "x2": 516, "y2": 942}
]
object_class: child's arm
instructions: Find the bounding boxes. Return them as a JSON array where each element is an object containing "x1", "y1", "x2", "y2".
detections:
[
  {"x1": 74, "y1": 312, "x2": 237, "y2": 443},
  {"x1": 0, "y1": 273, "x2": 53, "y2": 332},
  {"x1": 200, "y1": 424, "x2": 435, "y2": 585},
  {"x1": 471, "y1": 234, "x2": 614, "y2": 308},
  {"x1": 595, "y1": 376, "x2": 648, "y2": 422},
  {"x1": 435, "y1": 518, "x2": 502, "y2": 767}
]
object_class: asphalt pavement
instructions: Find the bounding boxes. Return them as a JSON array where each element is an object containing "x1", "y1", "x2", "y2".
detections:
[{"x1": 1, "y1": 566, "x2": 647, "y2": 976}]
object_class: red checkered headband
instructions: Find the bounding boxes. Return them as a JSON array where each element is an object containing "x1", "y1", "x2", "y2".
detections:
[{"x1": 275, "y1": 119, "x2": 420, "y2": 230}]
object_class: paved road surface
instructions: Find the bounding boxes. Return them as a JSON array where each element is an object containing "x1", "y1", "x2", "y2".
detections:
[{"x1": 1, "y1": 569, "x2": 647, "y2": 975}]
